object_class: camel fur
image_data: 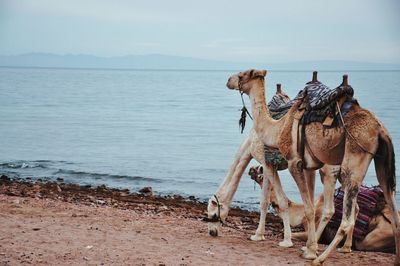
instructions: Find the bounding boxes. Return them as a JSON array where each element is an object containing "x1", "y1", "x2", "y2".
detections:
[
  {"x1": 206, "y1": 86, "x2": 294, "y2": 247},
  {"x1": 249, "y1": 165, "x2": 398, "y2": 253},
  {"x1": 226, "y1": 69, "x2": 399, "y2": 265}
]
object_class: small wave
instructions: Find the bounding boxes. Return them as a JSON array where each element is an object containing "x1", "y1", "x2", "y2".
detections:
[
  {"x1": 0, "y1": 161, "x2": 48, "y2": 169},
  {"x1": 54, "y1": 169, "x2": 159, "y2": 182}
]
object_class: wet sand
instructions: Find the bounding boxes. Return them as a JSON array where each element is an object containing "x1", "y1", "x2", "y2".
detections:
[{"x1": 0, "y1": 176, "x2": 395, "y2": 265}]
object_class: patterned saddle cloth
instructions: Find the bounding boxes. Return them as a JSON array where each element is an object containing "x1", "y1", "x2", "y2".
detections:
[
  {"x1": 326, "y1": 185, "x2": 385, "y2": 241},
  {"x1": 297, "y1": 80, "x2": 357, "y2": 126},
  {"x1": 268, "y1": 80, "x2": 357, "y2": 127},
  {"x1": 263, "y1": 93, "x2": 291, "y2": 168},
  {"x1": 268, "y1": 92, "x2": 293, "y2": 119}
]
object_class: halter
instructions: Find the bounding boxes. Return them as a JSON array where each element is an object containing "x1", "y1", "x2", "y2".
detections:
[{"x1": 203, "y1": 194, "x2": 224, "y2": 224}]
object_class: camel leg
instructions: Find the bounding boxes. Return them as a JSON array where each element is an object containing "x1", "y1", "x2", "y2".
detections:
[
  {"x1": 292, "y1": 231, "x2": 308, "y2": 241},
  {"x1": 216, "y1": 136, "x2": 252, "y2": 196},
  {"x1": 375, "y1": 156, "x2": 400, "y2": 264},
  {"x1": 315, "y1": 165, "x2": 339, "y2": 241},
  {"x1": 299, "y1": 169, "x2": 316, "y2": 252},
  {"x1": 251, "y1": 167, "x2": 271, "y2": 241},
  {"x1": 312, "y1": 153, "x2": 373, "y2": 266},
  {"x1": 250, "y1": 165, "x2": 293, "y2": 247},
  {"x1": 288, "y1": 159, "x2": 317, "y2": 259},
  {"x1": 338, "y1": 202, "x2": 359, "y2": 253},
  {"x1": 208, "y1": 136, "x2": 252, "y2": 236},
  {"x1": 305, "y1": 169, "x2": 316, "y2": 204},
  {"x1": 271, "y1": 168, "x2": 293, "y2": 247}
]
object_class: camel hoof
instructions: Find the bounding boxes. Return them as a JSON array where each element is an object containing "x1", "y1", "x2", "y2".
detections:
[
  {"x1": 311, "y1": 259, "x2": 323, "y2": 266},
  {"x1": 302, "y1": 249, "x2": 317, "y2": 260},
  {"x1": 301, "y1": 246, "x2": 320, "y2": 253},
  {"x1": 250, "y1": 234, "x2": 265, "y2": 241},
  {"x1": 337, "y1": 247, "x2": 352, "y2": 253},
  {"x1": 278, "y1": 240, "x2": 293, "y2": 248}
]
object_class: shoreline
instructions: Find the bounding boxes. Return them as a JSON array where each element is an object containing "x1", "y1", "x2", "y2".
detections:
[
  {"x1": 0, "y1": 175, "x2": 395, "y2": 265},
  {"x1": 0, "y1": 175, "x2": 264, "y2": 224}
]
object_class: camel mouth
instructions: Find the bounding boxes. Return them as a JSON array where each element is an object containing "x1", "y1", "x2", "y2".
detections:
[
  {"x1": 208, "y1": 228, "x2": 218, "y2": 237},
  {"x1": 226, "y1": 75, "x2": 240, "y2": 90}
]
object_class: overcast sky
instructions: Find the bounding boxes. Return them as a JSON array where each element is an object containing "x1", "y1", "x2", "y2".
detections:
[{"x1": 0, "y1": 0, "x2": 399, "y2": 63}]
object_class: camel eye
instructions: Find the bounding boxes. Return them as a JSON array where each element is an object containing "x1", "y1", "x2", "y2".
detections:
[
  {"x1": 211, "y1": 200, "x2": 218, "y2": 207},
  {"x1": 258, "y1": 166, "x2": 263, "y2": 174}
]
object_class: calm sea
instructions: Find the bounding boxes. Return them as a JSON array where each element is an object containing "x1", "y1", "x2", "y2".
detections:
[{"x1": 1, "y1": 67, "x2": 399, "y2": 209}]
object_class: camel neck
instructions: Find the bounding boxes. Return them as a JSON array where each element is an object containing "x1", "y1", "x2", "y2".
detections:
[{"x1": 248, "y1": 79, "x2": 283, "y2": 148}]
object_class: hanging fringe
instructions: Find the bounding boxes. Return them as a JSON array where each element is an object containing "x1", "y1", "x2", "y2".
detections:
[
  {"x1": 239, "y1": 106, "x2": 248, "y2": 134},
  {"x1": 238, "y1": 91, "x2": 253, "y2": 134}
]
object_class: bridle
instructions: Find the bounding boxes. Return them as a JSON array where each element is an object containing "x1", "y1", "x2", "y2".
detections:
[
  {"x1": 238, "y1": 75, "x2": 265, "y2": 133},
  {"x1": 203, "y1": 194, "x2": 224, "y2": 224}
]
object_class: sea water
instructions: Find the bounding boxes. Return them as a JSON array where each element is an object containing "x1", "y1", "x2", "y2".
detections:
[{"x1": 0, "y1": 67, "x2": 399, "y2": 209}]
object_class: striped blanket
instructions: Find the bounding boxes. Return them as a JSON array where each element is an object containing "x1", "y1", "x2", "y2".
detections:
[
  {"x1": 326, "y1": 185, "x2": 385, "y2": 240},
  {"x1": 268, "y1": 80, "x2": 356, "y2": 127},
  {"x1": 298, "y1": 80, "x2": 356, "y2": 126}
]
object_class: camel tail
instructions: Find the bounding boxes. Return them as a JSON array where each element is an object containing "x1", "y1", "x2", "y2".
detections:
[{"x1": 375, "y1": 128, "x2": 396, "y2": 192}]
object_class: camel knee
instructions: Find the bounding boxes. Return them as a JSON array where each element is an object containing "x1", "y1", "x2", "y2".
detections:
[
  {"x1": 289, "y1": 158, "x2": 303, "y2": 174},
  {"x1": 276, "y1": 195, "x2": 288, "y2": 210},
  {"x1": 260, "y1": 199, "x2": 268, "y2": 211},
  {"x1": 321, "y1": 208, "x2": 335, "y2": 222},
  {"x1": 304, "y1": 206, "x2": 315, "y2": 222},
  {"x1": 338, "y1": 220, "x2": 354, "y2": 235}
]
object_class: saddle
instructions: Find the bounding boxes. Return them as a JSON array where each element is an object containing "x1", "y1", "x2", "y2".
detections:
[
  {"x1": 295, "y1": 79, "x2": 357, "y2": 127},
  {"x1": 293, "y1": 74, "x2": 358, "y2": 168},
  {"x1": 268, "y1": 92, "x2": 293, "y2": 119}
]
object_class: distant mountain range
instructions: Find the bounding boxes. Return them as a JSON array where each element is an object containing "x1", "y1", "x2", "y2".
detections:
[{"x1": 0, "y1": 53, "x2": 399, "y2": 71}]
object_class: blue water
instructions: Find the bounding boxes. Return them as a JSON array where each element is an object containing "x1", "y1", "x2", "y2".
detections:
[{"x1": 1, "y1": 67, "x2": 399, "y2": 210}]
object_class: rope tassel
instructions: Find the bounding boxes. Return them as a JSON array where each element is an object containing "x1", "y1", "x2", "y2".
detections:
[
  {"x1": 239, "y1": 106, "x2": 248, "y2": 133},
  {"x1": 238, "y1": 91, "x2": 253, "y2": 134}
]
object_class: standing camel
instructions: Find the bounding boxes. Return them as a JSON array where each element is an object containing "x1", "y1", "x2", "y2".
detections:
[
  {"x1": 206, "y1": 85, "x2": 295, "y2": 247},
  {"x1": 226, "y1": 69, "x2": 399, "y2": 265}
]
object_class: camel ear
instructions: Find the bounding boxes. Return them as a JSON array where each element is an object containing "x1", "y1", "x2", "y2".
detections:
[
  {"x1": 251, "y1": 69, "x2": 267, "y2": 79},
  {"x1": 259, "y1": 165, "x2": 263, "y2": 174}
]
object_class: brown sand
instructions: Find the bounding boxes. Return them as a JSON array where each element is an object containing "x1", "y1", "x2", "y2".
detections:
[{"x1": 0, "y1": 176, "x2": 395, "y2": 265}]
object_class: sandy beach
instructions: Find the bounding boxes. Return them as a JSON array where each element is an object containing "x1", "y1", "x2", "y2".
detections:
[{"x1": 0, "y1": 176, "x2": 395, "y2": 266}]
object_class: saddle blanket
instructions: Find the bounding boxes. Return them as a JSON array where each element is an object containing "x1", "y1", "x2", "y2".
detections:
[
  {"x1": 326, "y1": 185, "x2": 385, "y2": 241},
  {"x1": 268, "y1": 80, "x2": 357, "y2": 127},
  {"x1": 268, "y1": 92, "x2": 294, "y2": 118},
  {"x1": 298, "y1": 80, "x2": 356, "y2": 126}
]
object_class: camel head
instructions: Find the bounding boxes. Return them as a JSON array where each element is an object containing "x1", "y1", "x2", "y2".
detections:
[
  {"x1": 206, "y1": 195, "x2": 228, "y2": 237},
  {"x1": 248, "y1": 165, "x2": 264, "y2": 185},
  {"x1": 248, "y1": 165, "x2": 278, "y2": 206},
  {"x1": 226, "y1": 69, "x2": 267, "y2": 94}
]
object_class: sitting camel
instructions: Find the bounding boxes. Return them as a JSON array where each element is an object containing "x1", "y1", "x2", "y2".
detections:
[
  {"x1": 249, "y1": 165, "x2": 398, "y2": 253},
  {"x1": 226, "y1": 69, "x2": 399, "y2": 265},
  {"x1": 206, "y1": 85, "x2": 295, "y2": 247}
]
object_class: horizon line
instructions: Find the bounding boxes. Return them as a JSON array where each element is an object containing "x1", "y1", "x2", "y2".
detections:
[
  {"x1": 1, "y1": 66, "x2": 399, "y2": 72},
  {"x1": 1, "y1": 52, "x2": 400, "y2": 66}
]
